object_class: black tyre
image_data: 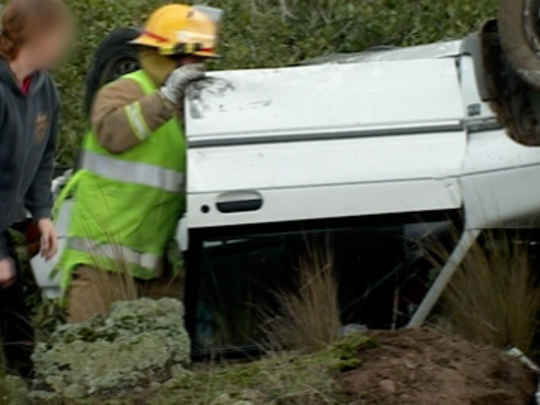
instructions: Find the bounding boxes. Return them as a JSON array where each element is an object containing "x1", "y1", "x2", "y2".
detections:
[
  {"x1": 85, "y1": 27, "x2": 142, "y2": 115},
  {"x1": 499, "y1": 0, "x2": 540, "y2": 89}
]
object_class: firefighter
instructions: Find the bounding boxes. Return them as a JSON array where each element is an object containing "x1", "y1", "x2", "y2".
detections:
[{"x1": 58, "y1": 4, "x2": 221, "y2": 322}]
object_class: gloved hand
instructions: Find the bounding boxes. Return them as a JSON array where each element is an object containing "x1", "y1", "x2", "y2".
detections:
[{"x1": 160, "y1": 64, "x2": 206, "y2": 104}]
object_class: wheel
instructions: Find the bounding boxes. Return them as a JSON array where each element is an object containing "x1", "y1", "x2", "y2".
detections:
[
  {"x1": 85, "y1": 27, "x2": 142, "y2": 115},
  {"x1": 499, "y1": 0, "x2": 540, "y2": 89}
]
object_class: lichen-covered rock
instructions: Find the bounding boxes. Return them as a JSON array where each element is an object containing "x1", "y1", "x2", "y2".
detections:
[{"x1": 32, "y1": 298, "x2": 190, "y2": 399}]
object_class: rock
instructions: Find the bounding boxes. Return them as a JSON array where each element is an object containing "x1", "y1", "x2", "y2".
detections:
[
  {"x1": 150, "y1": 381, "x2": 161, "y2": 391},
  {"x1": 64, "y1": 383, "x2": 86, "y2": 399},
  {"x1": 171, "y1": 364, "x2": 192, "y2": 379},
  {"x1": 212, "y1": 393, "x2": 233, "y2": 404},
  {"x1": 379, "y1": 379, "x2": 397, "y2": 394},
  {"x1": 338, "y1": 324, "x2": 369, "y2": 337},
  {"x1": 28, "y1": 390, "x2": 56, "y2": 402},
  {"x1": 238, "y1": 390, "x2": 261, "y2": 401},
  {"x1": 32, "y1": 298, "x2": 190, "y2": 399},
  {"x1": 404, "y1": 359, "x2": 416, "y2": 369},
  {"x1": 211, "y1": 390, "x2": 262, "y2": 405}
]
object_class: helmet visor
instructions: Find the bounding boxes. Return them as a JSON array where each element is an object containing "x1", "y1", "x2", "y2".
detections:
[{"x1": 192, "y1": 5, "x2": 223, "y2": 24}]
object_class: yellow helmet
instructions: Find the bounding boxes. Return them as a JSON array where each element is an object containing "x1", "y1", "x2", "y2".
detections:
[{"x1": 131, "y1": 4, "x2": 222, "y2": 58}]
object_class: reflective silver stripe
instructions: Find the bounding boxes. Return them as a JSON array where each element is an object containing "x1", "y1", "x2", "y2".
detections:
[
  {"x1": 81, "y1": 151, "x2": 185, "y2": 193},
  {"x1": 68, "y1": 237, "x2": 161, "y2": 269},
  {"x1": 125, "y1": 102, "x2": 151, "y2": 140}
]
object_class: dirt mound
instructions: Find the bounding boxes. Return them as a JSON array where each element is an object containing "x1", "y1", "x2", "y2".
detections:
[{"x1": 341, "y1": 328, "x2": 535, "y2": 405}]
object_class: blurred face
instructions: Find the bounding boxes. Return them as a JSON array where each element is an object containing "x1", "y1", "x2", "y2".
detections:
[
  {"x1": 23, "y1": 22, "x2": 72, "y2": 70},
  {"x1": 139, "y1": 49, "x2": 208, "y2": 85}
]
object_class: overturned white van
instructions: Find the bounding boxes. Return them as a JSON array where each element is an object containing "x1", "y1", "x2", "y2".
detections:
[{"x1": 34, "y1": 0, "x2": 540, "y2": 352}]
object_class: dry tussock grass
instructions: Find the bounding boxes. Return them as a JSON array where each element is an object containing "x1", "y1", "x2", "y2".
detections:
[
  {"x1": 261, "y1": 243, "x2": 342, "y2": 352},
  {"x1": 435, "y1": 231, "x2": 540, "y2": 353}
]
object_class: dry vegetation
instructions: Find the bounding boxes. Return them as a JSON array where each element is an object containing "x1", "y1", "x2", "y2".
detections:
[
  {"x1": 261, "y1": 244, "x2": 342, "y2": 353},
  {"x1": 434, "y1": 231, "x2": 540, "y2": 354}
]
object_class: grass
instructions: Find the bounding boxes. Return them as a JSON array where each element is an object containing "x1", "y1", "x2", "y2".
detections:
[
  {"x1": 0, "y1": 345, "x2": 350, "y2": 404},
  {"x1": 434, "y1": 231, "x2": 540, "y2": 354},
  {"x1": 24, "y1": 337, "x2": 370, "y2": 404},
  {"x1": 167, "y1": 352, "x2": 350, "y2": 405},
  {"x1": 261, "y1": 243, "x2": 342, "y2": 353}
]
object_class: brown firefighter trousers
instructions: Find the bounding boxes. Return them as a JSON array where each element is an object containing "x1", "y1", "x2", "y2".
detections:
[{"x1": 68, "y1": 263, "x2": 185, "y2": 323}]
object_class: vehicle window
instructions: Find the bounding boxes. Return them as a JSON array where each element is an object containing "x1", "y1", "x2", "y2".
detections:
[{"x1": 192, "y1": 220, "x2": 453, "y2": 353}]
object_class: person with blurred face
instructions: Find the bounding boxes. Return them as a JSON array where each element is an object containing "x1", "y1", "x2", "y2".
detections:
[{"x1": 0, "y1": 0, "x2": 72, "y2": 377}]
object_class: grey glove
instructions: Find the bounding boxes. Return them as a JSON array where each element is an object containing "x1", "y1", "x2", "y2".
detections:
[{"x1": 160, "y1": 64, "x2": 206, "y2": 104}]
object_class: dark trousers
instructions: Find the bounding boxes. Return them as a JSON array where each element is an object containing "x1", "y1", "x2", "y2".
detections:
[{"x1": 0, "y1": 231, "x2": 34, "y2": 377}]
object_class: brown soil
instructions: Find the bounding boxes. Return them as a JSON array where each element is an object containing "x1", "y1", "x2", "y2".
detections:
[{"x1": 341, "y1": 328, "x2": 536, "y2": 405}]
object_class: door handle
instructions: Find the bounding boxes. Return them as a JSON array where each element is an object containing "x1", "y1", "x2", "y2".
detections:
[{"x1": 216, "y1": 191, "x2": 263, "y2": 213}]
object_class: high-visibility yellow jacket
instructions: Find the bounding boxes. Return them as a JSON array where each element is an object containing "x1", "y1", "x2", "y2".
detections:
[{"x1": 58, "y1": 70, "x2": 186, "y2": 291}]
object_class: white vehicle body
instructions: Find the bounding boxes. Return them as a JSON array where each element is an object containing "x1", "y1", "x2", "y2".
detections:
[
  {"x1": 183, "y1": 33, "x2": 540, "y2": 328},
  {"x1": 185, "y1": 36, "x2": 540, "y2": 233}
]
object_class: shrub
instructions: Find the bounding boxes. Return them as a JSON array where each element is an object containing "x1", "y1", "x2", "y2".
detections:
[{"x1": 55, "y1": 0, "x2": 498, "y2": 165}]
